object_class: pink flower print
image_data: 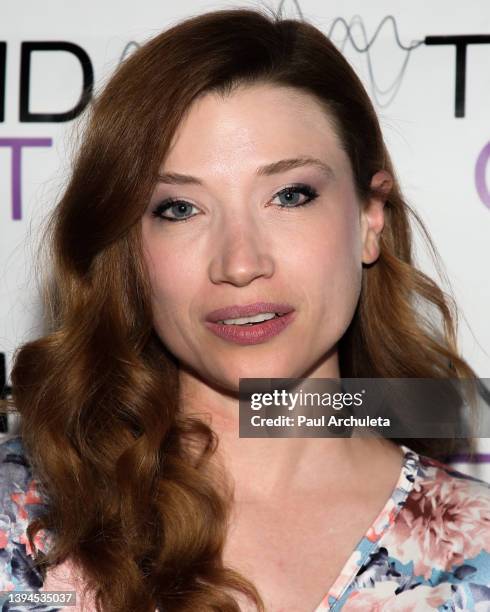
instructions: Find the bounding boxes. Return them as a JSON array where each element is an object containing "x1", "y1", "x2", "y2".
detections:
[
  {"x1": 388, "y1": 467, "x2": 490, "y2": 579},
  {"x1": 326, "y1": 550, "x2": 363, "y2": 601},
  {"x1": 0, "y1": 578, "x2": 15, "y2": 591},
  {"x1": 18, "y1": 528, "x2": 47, "y2": 557},
  {"x1": 9, "y1": 479, "x2": 48, "y2": 556},
  {"x1": 0, "y1": 514, "x2": 10, "y2": 549},
  {"x1": 366, "y1": 499, "x2": 399, "y2": 543},
  {"x1": 343, "y1": 580, "x2": 453, "y2": 611},
  {"x1": 10, "y1": 478, "x2": 43, "y2": 521}
]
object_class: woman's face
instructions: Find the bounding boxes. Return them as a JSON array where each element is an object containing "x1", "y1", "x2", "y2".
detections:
[{"x1": 141, "y1": 83, "x2": 388, "y2": 392}]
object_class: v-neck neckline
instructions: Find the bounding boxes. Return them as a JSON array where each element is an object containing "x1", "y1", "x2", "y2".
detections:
[
  {"x1": 312, "y1": 443, "x2": 420, "y2": 611},
  {"x1": 27, "y1": 439, "x2": 421, "y2": 612}
]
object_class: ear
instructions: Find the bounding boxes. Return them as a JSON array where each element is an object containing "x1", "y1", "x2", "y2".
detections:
[{"x1": 361, "y1": 170, "x2": 393, "y2": 265}]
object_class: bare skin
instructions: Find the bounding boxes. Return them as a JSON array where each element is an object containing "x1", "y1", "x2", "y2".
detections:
[
  {"x1": 180, "y1": 378, "x2": 404, "y2": 611},
  {"x1": 222, "y1": 439, "x2": 404, "y2": 612},
  {"x1": 141, "y1": 83, "x2": 399, "y2": 610}
]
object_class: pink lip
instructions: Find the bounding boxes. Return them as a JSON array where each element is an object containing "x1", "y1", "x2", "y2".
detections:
[
  {"x1": 204, "y1": 310, "x2": 296, "y2": 345},
  {"x1": 205, "y1": 302, "x2": 294, "y2": 323}
]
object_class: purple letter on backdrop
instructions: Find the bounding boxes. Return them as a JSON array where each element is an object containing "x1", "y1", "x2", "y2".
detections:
[
  {"x1": 0, "y1": 137, "x2": 52, "y2": 219},
  {"x1": 475, "y1": 141, "x2": 490, "y2": 209}
]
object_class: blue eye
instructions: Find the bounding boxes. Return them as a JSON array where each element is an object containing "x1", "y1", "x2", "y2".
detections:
[
  {"x1": 151, "y1": 183, "x2": 319, "y2": 223},
  {"x1": 151, "y1": 200, "x2": 199, "y2": 222},
  {"x1": 272, "y1": 184, "x2": 319, "y2": 208}
]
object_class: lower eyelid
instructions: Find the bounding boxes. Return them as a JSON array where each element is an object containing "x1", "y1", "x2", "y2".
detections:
[
  {"x1": 152, "y1": 201, "x2": 198, "y2": 220},
  {"x1": 152, "y1": 186, "x2": 319, "y2": 221},
  {"x1": 272, "y1": 186, "x2": 319, "y2": 206}
]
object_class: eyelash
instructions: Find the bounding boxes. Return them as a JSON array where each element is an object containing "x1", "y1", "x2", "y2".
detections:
[{"x1": 151, "y1": 183, "x2": 319, "y2": 223}]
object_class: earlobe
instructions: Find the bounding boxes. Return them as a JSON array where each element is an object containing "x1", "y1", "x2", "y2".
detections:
[
  {"x1": 362, "y1": 233, "x2": 381, "y2": 265},
  {"x1": 361, "y1": 197, "x2": 384, "y2": 264},
  {"x1": 361, "y1": 170, "x2": 393, "y2": 265}
]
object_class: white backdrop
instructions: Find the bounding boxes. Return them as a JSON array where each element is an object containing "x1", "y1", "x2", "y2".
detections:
[{"x1": 1, "y1": 0, "x2": 489, "y2": 479}]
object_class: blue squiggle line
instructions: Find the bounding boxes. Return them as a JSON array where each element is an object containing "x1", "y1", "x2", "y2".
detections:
[
  {"x1": 277, "y1": 0, "x2": 304, "y2": 20},
  {"x1": 327, "y1": 14, "x2": 423, "y2": 52},
  {"x1": 342, "y1": 16, "x2": 408, "y2": 97},
  {"x1": 117, "y1": 5, "x2": 421, "y2": 109},
  {"x1": 119, "y1": 41, "x2": 140, "y2": 64},
  {"x1": 330, "y1": 15, "x2": 419, "y2": 108},
  {"x1": 276, "y1": 1, "x2": 422, "y2": 108}
]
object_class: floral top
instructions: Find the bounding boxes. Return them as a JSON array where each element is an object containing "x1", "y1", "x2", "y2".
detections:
[{"x1": 0, "y1": 435, "x2": 489, "y2": 611}]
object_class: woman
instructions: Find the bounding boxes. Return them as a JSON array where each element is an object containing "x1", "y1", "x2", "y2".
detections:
[{"x1": 1, "y1": 7, "x2": 489, "y2": 611}]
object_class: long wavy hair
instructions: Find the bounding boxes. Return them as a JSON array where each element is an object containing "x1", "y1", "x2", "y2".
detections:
[{"x1": 2, "y1": 6, "x2": 481, "y2": 611}]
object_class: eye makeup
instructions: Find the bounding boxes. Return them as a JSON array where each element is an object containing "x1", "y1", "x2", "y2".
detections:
[{"x1": 151, "y1": 182, "x2": 319, "y2": 223}]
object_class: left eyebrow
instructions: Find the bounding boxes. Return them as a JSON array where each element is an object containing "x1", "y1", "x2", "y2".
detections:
[{"x1": 156, "y1": 156, "x2": 335, "y2": 185}]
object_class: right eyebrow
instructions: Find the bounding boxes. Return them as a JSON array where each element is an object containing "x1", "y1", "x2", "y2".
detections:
[{"x1": 156, "y1": 156, "x2": 335, "y2": 186}]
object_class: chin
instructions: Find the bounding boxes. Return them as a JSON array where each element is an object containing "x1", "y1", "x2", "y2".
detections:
[{"x1": 215, "y1": 364, "x2": 297, "y2": 389}]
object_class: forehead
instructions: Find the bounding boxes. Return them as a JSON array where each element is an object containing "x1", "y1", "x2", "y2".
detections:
[{"x1": 162, "y1": 83, "x2": 347, "y2": 175}]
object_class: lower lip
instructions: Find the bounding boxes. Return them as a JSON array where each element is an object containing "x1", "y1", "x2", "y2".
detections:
[{"x1": 204, "y1": 311, "x2": 296, "y2": 345}]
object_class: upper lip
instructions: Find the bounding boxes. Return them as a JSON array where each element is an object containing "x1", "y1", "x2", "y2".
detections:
[{"x1": 205, "y1": 302, "x2": 295, "y2": 323}]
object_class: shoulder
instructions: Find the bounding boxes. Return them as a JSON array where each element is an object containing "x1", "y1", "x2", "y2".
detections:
[
  {"x1": 0, "y1": 435, "x2": 51, "y2": 592},
  {"x1": 413, "y1": 451, "x2": 490, "y2": 526},
  {"x1": 413, "y1": 455, "x2": 490, "y2": 504},
  {"x1": 389, "y1": 449, "x2": 490, "y2": 573},
  {"x1": 398, "y1": 451, "x2": 490, "y2": 574},
  {"x1": 418, "y1": 454, "x2": 490, "y2": 607},
  {"x1": 390, "y1": 451, "x2": 490, "y2": 606},
  {"x1": 339, "y1": 448, "x2": 490, "y2": 610}
]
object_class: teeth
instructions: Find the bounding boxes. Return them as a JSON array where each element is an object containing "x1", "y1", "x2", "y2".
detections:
[{"x1": 220, "y1": 312, "x2": 279, "y2": 325}]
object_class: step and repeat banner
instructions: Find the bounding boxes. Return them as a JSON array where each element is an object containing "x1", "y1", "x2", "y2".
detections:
[{"x1": 1, "y1": 0, "x2": 489, "y2": 478}]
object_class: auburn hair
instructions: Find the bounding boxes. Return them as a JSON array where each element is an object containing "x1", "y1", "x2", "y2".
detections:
[{"x1": 2, "y1": 6, "x2": 481, "y2": 611}]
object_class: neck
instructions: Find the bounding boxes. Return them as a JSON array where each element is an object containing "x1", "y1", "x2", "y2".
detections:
[{"x1": 177, "y1": 364, "x2": 395, "y2": 503}]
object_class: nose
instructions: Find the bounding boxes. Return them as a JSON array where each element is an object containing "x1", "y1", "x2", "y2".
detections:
[{"x1": 208, "y1": 216, "x2": 274, "y2": 287}]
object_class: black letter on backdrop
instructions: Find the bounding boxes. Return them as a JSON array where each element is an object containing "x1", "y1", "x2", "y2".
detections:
[
  {"x1": 0, "y1": 43, "x2": 6, "y2": 122},
  {"x1": 425, "y1": 35, "x2": 490, "y2": 118},
  {"x1": 20, "y1": 41, "x2": 94, "y2": 122},
  {"x1": 0, "y1": 352, "x2": 10, "y2": 432}
]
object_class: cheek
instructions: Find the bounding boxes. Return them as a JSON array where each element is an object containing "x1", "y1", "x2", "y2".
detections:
[
  {"x1": 296, "y1": 205, "x2": 362, "y2": 322},
  {"x1": 304, "y1": 206, "x2": 361, "y2": 279},
  {"x1": 142, "y1": 241, "x2": 192, "y2": 322}
]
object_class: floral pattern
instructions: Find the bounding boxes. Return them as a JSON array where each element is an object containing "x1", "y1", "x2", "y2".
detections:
[
  {"x1": 0, "y1": 436, "x2": 489, "y2": 611},
  {"x1": 315, "y1": 445, "x2": 490, "y2": 611},
  {"x1": 0, "y1": 436, "x2": 58, "y2": 611}
]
